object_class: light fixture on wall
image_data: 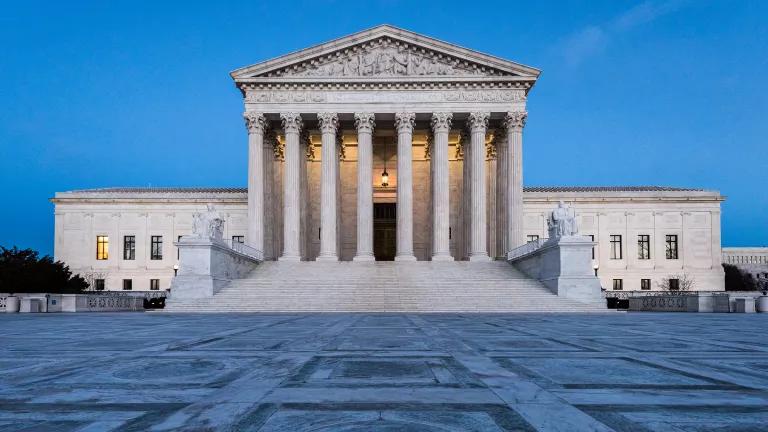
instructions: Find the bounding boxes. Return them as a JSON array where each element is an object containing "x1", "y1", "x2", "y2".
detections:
[{"x1": 381, "y1": 141, "x2": 389, "y2": 187}]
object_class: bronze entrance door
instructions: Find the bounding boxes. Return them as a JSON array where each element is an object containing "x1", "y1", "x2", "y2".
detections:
[{"x1": 373, "y1": 203, "x2": 396, "y2": 261}]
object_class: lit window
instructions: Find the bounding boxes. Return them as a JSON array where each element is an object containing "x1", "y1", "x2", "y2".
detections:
[
  {"x1": 94, "y1": 279, "x2": 105, "y2": 291},
  {"x1": 123, "y1": 235, "x2": 135, "y2": 260},
  {"x1": 637, "y1": 235, "x2": 650, "y2": 260},
  {"x1": 96, "y1": 236, "x2": 109, "y2": 260},
  {"x1": 641, "y1": 279, "x2": 651, "y2": 290},
  {"x1": 666, "y1": 235, "x2": 679, "y2": 259},
  {"x1": 526, "y1": 235, "x2": 539, "y2": 243},
  {"x1": 150, "y1": 279, "x2": 160, "y2": 290},
  {"x1": 610, "y1": 235, "x2": 622, "y2": 260},
  {"x1": 612, "y1": 279, "x2": 623, "y2": 290},
  {"x1": 151, "y1": 236, "x2": 163, "y2": 260},
  {"x1": 122, "y1": 279, "x2": 132, "y2": 291}
]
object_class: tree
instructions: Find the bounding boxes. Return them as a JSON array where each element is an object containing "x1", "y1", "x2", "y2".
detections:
[
  {"x1": 0, "y1": 246, "x2": 88, "y2": 294},
  {"x1": 656, "y1": 273, "x2": 695, "y2": 291},
  {"x1": 723, "y1": 264, "x2": 759, "y2": 291}
]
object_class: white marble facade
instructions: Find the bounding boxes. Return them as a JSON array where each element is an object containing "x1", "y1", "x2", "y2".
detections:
[{"x1": 51, "y1": 26, "x2": 726, "y2": 292}]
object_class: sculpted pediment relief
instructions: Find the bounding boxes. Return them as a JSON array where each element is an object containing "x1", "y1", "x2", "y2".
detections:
[
  {"x1": 264, "y1": 38, "x2": 496, "y2": 78},
  {"x1": 232, "y1": 25, "x2": 541, "y2": 82}
]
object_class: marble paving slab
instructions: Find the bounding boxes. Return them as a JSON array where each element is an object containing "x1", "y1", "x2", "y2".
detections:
[{"x1": 0, "y1": 312, "x2": 766, "y2": 431}]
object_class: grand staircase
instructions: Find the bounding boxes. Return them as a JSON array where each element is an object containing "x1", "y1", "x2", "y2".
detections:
[{"x1": 165, "y1": 261, "x2": 607, "y2": 312}]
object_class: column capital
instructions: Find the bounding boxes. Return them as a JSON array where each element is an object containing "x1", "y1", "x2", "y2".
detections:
[
  {"x1": 430, "y1": 112, "x2": 453, "y2": 132},
  {"x1": 317, "y1": 112, "x2": 339, "y2": 134},
  {"x1": 395, "y1": 112, "x2": 416, "y2": 133},
  {"x1": 243, "y1": 111, "x2": 266, "y2": 134},
  {"x1": 504, "y1": 111, "x2": 528, "y2": 130},
  {"x1": 468, "y1": 112, "x2": 490, "y2": 133},
  {"x1": 354, "y1": 113, "x2": 376, "y2": 133},
  {"x1": 280, "y1": 112, "x2": 303, "y2": 133}
]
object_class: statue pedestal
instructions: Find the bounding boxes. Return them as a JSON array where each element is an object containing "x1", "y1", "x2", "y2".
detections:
[
  {"x1": 170, "y1": 236, "x2": 259, "y2": 299},
  {"x1": 510, "y1": 236, "x2": 603, "y2": 304}
]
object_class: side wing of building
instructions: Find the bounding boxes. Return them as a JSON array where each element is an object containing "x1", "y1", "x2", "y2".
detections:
[
  {"x1": 51, "y1": 186, "x2": 725, "y2": 291},
  {"x1": 523, "y1": 187, "x2": 725, "y2": 291}
]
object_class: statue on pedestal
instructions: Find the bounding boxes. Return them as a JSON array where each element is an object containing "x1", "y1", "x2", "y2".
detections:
[
  {"x1": 192, "y1": 204, "x2": 224, "y2": 241},
  {"x1": 547, "y1": 201, "x2": 579, "y2": 239}
]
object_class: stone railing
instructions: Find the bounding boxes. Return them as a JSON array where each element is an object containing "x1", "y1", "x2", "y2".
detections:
[
  {"x1": 170, "y1": 236, "x2": 261, "y2": 299},
  {"x1": 508, "y1": 236, "x2": 603, "y2": 304},
  {"x1": 1, "y1": 292, "x2": 146, "y2": 312},
  {"x1": 506, "y1": 238, "x2": 546, "y2": 261}
]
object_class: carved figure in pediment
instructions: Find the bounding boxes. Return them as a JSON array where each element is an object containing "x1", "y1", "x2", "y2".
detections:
[{"x1": 360, "y1": 52, "x2": 376, "y2": 76}]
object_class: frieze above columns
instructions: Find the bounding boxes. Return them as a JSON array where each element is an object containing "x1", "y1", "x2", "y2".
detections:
[{"x1": 245, "y1": 88, "x2": 526, "y2": 104}]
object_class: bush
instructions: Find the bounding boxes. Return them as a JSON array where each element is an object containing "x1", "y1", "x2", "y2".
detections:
[
  {"x1": 0, "y1": 246, "x2": 88, "y2": 294},
  {"x1": 723, "y1": 263, "x2": 758, "y2": 291}
]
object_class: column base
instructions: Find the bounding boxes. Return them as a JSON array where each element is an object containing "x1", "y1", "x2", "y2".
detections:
[
  {"x1": 316, "y1": 255, "x2": 338, "y2": 262},
  {"x1": 431, "y1": 254, "x2": 454, "y2": 262},
  {"x1": 395, "y1": 255, "x2": 417, "y2": 262},
  {"x1": 353, "y1": 255, "x2": 375, "y2": 262},
  {"x1": 469, "y1": 254, "x2": 490, "y2": 262},
  {"x1": 278, "y1": 255, "x2": 301, "y2": 262}
]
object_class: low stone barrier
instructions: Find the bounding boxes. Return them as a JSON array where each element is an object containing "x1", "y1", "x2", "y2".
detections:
[
  {"x1": 1, "y1": 293, "x2": 147, "y2": 313},
  {"x1": 628, "y1": 293, "x2": 730, "y2": 312}
]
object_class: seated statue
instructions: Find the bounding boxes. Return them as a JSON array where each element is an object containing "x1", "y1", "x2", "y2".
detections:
[
  {"x1": 191, "y1": 204, "x2": 224, "y2": 241},
  {"x1": 547, "y1": 201, "x2": 579, "y2": 239}
]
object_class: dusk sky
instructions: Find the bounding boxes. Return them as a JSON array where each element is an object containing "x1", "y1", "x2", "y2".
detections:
[{"x1": 1, "y1": 0, "x2": 766, "y2": 256}]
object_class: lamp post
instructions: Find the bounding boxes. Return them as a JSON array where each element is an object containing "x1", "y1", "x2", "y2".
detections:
[
  {"x1": 592, "y1": 261, "x2": 599, "y2": 277},
  {"x1": 173, "y1": 264, "x2": 179, "y2": 277}
]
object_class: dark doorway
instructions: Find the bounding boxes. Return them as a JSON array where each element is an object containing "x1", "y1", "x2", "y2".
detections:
[{"x1": 373, "y1": 203, "x2": 396, "y2": 261}]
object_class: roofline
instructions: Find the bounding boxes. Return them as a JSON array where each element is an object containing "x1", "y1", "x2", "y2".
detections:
[{"x1": 230, "y1": 24, "x2": 541, "y2": 81}]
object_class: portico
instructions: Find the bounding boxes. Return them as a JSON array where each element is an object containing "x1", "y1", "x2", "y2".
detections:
[{"x1": 236, "y1": 25, "x2": 538, "y2": 262}]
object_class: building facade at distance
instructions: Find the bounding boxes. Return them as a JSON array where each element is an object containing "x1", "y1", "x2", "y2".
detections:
[{"x1": 51, "y1": 25, "x2": 726, "y2": 299}]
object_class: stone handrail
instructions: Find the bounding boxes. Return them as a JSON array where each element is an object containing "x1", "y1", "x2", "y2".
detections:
[{"x1": 507, "y1": 238, "x2": 546, "y2": 261}]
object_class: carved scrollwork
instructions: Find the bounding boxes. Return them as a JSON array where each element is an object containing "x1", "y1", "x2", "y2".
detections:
[
  {"x1": 354, "y1": 113, "x2": 375, "y2": 133},
  {"x1": 280, "y1": 112, "x2": 303, "y2": 134},
  {"x1": 243, "y1": 111, "x2": 266, "y2": 134},
  {"x1": 468, "y1": 112, "x2": 490, "y2": 132},
  {"x1": 430, "y1": 112, "x2": 452, "y2": 132},
  {"x1": 395, "y1": 112, "x2": 416, "y2": 134},
  {"x1": 504, "y1": 111, "x2": 528, "y2": 130},
  {"x1": 316, "y1": 112, "x2": 339, "y2": 134}
]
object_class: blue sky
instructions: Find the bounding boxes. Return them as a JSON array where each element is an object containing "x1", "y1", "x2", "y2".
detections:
[{"x1": 1, "y1": 0, "x2": 766, "y2": 255}]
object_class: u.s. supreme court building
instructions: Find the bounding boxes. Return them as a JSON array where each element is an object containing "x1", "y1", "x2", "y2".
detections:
[{"x1": 51, "y1": 26, "x2": 725, "y2": 311}]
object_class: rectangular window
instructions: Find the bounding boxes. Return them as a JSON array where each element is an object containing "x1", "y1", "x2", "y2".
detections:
[
  {"x1": 96, "y1": 236, "x2": 109, "y2": 260},
  {"x1": 610, "y1": 235, "x2": 622, "y2": 259},
  {"x1": 122, "y1": 279, "x2": 132, "y2": 291},
  {"x1": 637, "y1": 235, "x2": 651, "y2": 260},
  {"x1": 588, "y1": 234, "x2": 595, "y2": 259},
  {"x1": 150, "y1": 279, "x2": 160, "y2": 290},
  {"x1": 123, "y1": 235, "x2": 135, "y2": 260},
  {"x1": 641, "y1": 279, "x2": 651, "y2": 290},
  {"x1": 94, "y1": 279, "x2": 105, "y2": 291},
  {"x1": 177, "y1": 235, "x2": 182, "y2": 259},
  {"x1": 612, "y1": 279, "x2": 623, "y2": 290},
  {"x1": 526, "y1": 235, "x2": 539, "y2": 243},
  {"x1": 151, "y1": 236, "x2": 163, "y2": 260},
  {"x1": 669, "y1": 278, "x2": 680, "y2": 290},
  {"x1": 666, "y1": 235, "x2": 679, "y2": 259},
  {"x1": 232, "y1": 235, "x2": 245, "y2": 244}
]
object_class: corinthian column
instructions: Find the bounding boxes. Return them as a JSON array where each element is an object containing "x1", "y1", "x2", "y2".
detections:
[
  {"x1": 316, "y1": 112, "x2": 339, "y2": 261},
  {"x1": 505, "y1": 111, "x2": 527, "y2": 252},
  {"x1": 468, "y1": 112, "x2": 490, "y2": 261},
  {"x1": 431, "y1": 112, "x2": 453, "y2": 261},
  {"x1": 279, "y1": 113, "x2": 303, "y2": 261},
  {"x1": 353, "y1": 113, "x2": 375, "y2": 261},
  {"x1": 244, "y1": 111, "x2": 266, "y2": 256},
  {"x1": 395, "y1": 112, "x2": 416, "y2": 261}
]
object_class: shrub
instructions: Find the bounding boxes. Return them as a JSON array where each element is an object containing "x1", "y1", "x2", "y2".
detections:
[{"x1": 0, "y1": 246, "x2": 88, "y2": 294}]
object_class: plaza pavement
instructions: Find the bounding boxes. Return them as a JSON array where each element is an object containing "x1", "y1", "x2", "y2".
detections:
[{"x1": 0, "y1": 312, "x2": 767, "y2": 431}]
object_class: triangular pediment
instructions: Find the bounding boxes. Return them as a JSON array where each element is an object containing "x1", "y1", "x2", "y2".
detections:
[{"x1": 231, "y1": 25, "x2": 540, "y2": 81}]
